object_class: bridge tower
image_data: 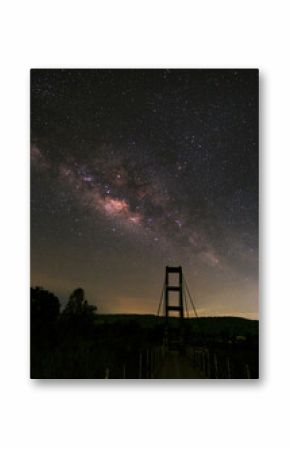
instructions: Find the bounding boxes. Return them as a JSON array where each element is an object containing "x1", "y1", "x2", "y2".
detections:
[{"x1": 165, "y1": 266, "x2": 184, "y2": 318}]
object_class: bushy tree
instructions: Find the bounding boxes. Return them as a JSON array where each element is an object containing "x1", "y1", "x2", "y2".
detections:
[
  {"x1": 61, "y1": 288, "x2": 97, "y2": 337},
  {"x1": 63, "y1": 288, "x2": 97, "y2": 316},
  {"x1": 31, "y1": 286, "x2": 60, "y2": 326},
  {"x1": 30, "y1": 286, "x2": 60, "y2": 355}
]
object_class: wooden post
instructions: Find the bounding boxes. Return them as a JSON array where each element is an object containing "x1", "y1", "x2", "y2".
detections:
[
  {"x1": 146, "y1": 349, "x2": 149, "y2": 378},
  {"x1": 151, "y1": 349, "x2": 154, "y2": 378},
  {"x1": 139, "y1": 352, "x2": 142, "y2": 379},
  {"x1": 214, "y1": 354, "x2": 218, "y2": 379},
  {"x1": 202, "y1": 351, "x2": 206, "y2": 374},
  {"x1": 226, "y1": 358, "x2": 231, "y2": 379},
  {"x1": 157, "y1": 348, "x2": 159, "y2": 367},
  {"x1": 206, "y1": 350, "x2": 211, "y2": 378}
]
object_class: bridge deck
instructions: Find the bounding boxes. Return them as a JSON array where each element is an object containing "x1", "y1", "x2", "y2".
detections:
[{"x1": 154, "y1": 350, "x2": 206, "y2": 379}]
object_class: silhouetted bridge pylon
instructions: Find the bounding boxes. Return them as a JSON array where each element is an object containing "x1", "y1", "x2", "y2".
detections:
[{"x1": 157, "y1": 266, "x2": 199, "y2": 319}]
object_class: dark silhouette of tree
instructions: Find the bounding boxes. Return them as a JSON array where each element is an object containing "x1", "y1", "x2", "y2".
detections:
[
  {"x1": 63, "y1": 288, "x2": 97, "y2": 316},
  {"x1": 30, "y1": 286, "x2": 60, "y2": 364},
  {"x1": 31, "y1": 286, "x2": 60, "y2": 327},
  {"x1": 61, "y1": 288, "x2": 97, "y2": 338}
]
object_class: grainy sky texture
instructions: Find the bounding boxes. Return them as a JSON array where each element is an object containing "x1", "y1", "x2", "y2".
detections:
[{"x1": 31, "y1": 69, "x2": 258, "y2": 318}]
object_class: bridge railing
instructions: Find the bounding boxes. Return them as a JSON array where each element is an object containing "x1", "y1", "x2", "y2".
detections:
[
  {"x1": 104, "y1": 344, "x2": 167, "y2": 379},
  {"x1": 185, "y1": 346, "x2": 257, "y2": 379}
]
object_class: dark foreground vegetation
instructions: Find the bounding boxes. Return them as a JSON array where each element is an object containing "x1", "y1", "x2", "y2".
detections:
[{"x1": 31, "y1": 287, "x2": 259, "y2": 379}]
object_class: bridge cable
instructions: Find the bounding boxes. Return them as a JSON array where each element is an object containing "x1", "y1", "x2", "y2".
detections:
[
  {"x1": 182, "y1": 274, "x2": 209, "y2": 349},
  {"x1": 182, "y1": 274, "x2": 199, "y2": 319},
  {"x1": 157, "y1": 279, "x2": 165, "y2": 316},
  {"x1": 183, "y1": 277, "x2": 189, "y2": 318}
]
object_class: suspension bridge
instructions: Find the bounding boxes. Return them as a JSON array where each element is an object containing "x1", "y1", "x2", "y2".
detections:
[
  {"x1": 103, "y1": 266, "x2": 257, "y2": 379},
  {"x1": 153, "y1": 265, "x2": 207, "y2": 378}
]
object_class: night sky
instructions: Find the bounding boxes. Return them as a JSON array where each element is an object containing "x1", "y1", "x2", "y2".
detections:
[{"x1": 31, "y1": 69, "x2": 258, "y2": 319}]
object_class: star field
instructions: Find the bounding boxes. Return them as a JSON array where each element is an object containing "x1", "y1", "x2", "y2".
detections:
[{"x1": 31, "y1": 69, "x2": 258, "y2": 318}]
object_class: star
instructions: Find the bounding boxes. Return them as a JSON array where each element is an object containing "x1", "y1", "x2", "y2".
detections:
[{"x1": 31, "y1": 68, "x2": 258, "y2": 319}]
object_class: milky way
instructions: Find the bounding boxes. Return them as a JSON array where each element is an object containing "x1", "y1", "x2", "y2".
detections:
[{"x1": 31, "y1": 69, "x2": 258, "y2": 318}]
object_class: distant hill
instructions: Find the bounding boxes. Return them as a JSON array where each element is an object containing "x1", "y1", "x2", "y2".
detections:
[{"x1": 95, "y1": 314, "x2": 258, "y2": 338}]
